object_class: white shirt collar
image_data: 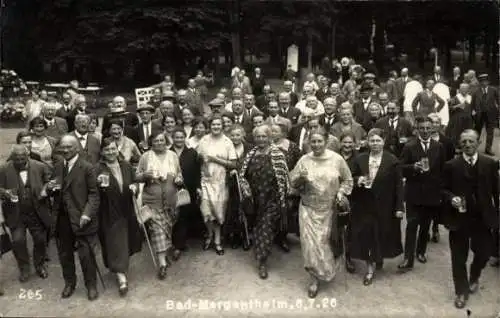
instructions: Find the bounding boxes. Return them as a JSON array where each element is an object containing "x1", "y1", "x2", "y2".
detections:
[
  {"x1": 45, "y1": 117, "x2": 55, "y2": 125},
  {"x1": 65, "y1": 154, "x2": 79, "y2": 170},
  {"x1": 74, "y1": 131, "x2": 87, "y2": 139},
  {"x1": 463, "y1": 153, "x2": 478, "y2": 165}
]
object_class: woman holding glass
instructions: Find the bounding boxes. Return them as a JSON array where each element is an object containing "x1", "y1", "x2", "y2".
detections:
[
  {"x1": 136, "y1": 131, "x2": 184, "y2": 280},
  {"x1": 197, "y1": 116, "x2": 237, "y2": 255},
  {"x1": 349, "y1": 128, "x2": 404, "y2": 286},
  {"x1": 96, "y1": 137, "x2": 143, "y2": 296},
  {"x1": 108, "y1": 119, "x2": 141, "y2": 164},
  {"x1": 290, "y1": 128, "x2": 352, "y2": 297},
  {"x1": 29, "y1": 117, "x2": 57, "y2": 167},
  {"x1": 239, "y1": 125, "x2": 290, "y2": 279},
  {"x1": 186, "y1": 118, "x2": 208, "y2": 150}
]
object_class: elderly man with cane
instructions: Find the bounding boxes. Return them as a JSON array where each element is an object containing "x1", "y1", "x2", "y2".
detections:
[{"x1": 46, "y1": 135, "x2": 101, "y2": 301}]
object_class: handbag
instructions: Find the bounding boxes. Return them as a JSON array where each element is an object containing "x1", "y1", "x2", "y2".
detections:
[
  {"x1": 176, "y1": 188, "x2": 191, "y2": 208},
  {"x1": 1, "y1": 223, "x2": 12, "y2": 255}
]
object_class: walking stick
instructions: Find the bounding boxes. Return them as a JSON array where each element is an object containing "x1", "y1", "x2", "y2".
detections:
[
  {"x1": 132, "y1": 191, "x2": 157, "y2": 269},
  {"x1": 235, "y1": 174, "x2": 251, "y2": 247}
]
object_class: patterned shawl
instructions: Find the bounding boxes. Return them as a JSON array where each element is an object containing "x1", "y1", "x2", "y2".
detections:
[{"x1": 239, "y1": 144, "x2": 290, "y2": 231}]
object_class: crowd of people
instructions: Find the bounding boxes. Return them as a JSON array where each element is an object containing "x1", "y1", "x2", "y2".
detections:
[{"x1": 0, "y1": 60, "x2": 498, "y2": 310}]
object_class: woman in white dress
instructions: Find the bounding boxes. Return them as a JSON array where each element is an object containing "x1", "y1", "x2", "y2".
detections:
[
  {"x1": 290, "y1": 128, "x2": 353, "y2": 298},
  {"x1": 186, "y1": 118, "x2": 208, "y2": 150},
  {"x1": 197, "y1": 116, "x2": 237, "y2": 255}
]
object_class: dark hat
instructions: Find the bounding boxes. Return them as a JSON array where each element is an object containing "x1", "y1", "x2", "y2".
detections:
[
  {"x1": 478, "y1": 73, "x2": 489, "y2": 81},
  {"x1": 136, "y1": 103, "x2": 155, "y2": 113},
  {"x1": 110, "y1": 106, "x2": 126, "y2": 115},
  {"x1": 208, "y1": 97, "x2": 225, "y2": 107},
  {"x1": 364, "y1": 73, "x2": 376, "y2": 79},
  {"x1": 360, "y1": 84, "x2": 373, "y2": 92}
]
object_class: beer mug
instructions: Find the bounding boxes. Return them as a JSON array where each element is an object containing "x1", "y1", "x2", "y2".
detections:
[
  {"x1": 362, "y1": 175, "x2": 373, "y2": 189},
  {"x1": 457, "y1": 196, "x2": 467, "y2": 213},
  {"x1": 98, "y1": 173, "x2": 110, "y2": 187},
  {"x1": 50, "y1": 178, "x2": 61, "y2": 191},
  {"x1": 420, "y1": 157, "x2": 430, "y2": 172},
  {"x1": 7, "y1": 189, "x2": 19, "y2": 203}
]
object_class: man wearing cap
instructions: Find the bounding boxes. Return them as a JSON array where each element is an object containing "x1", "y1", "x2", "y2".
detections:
[
  {"x1": 353, "y1": 84, "x2": 377, "y2": 124},
  {"x1": 207, "y1": 95, "x2": 225, "y2": 118},
  {"x1": 132, "y1": 104, "x2": 162, "y2": 152},
  {"x1": 471, "y1": 74, "x2": 499, "y2": 156},
  {"x1": 101, "y1": 96, "x2": 138, "y2": 138}
]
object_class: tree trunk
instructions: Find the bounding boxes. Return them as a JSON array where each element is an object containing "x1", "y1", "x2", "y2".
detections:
[
  {"x1": 307, "y1": 27, "x2": 313, "y2": 71},
  {"x1": 484, "y1": 32, "x2": 491, "y2": 68},
  {"x1": 418, "y1": 46, "x2": 425, "y2": 71},
  {"x1": 331, "y1": 19, "x2": 337, "y2": 60},
  {"x1": 445, "y1": 42, "x2": 452, "y2": 72},
  {"x1": 373, "y1": 13, "x2": 385, "y2": 74},
  {"x1": 230, "y1": 0, "x2": 242, "y2": 67},
  {"x1": 468, "y1": 35, "x2": 476, "y2": 65}
]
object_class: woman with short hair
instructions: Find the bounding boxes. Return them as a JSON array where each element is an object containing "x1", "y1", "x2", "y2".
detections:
[
  {"x1": 108, "y1": 119, "x2": 141, "y2": 164},
  {"x1": 28, "y1": 116, "x2": 57, "y2": 166},
  {"x1": 186, "y1": 117, "x2": 208, "y2": 150}
]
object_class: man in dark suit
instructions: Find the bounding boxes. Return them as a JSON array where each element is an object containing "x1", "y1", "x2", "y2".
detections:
[
  {"x1": 101, "y1": 96, "x2": 139, "y2": 137},
  {"x1": 432, "y1": 66, "x2": 446, "y2": 84},
  {"x1": 231, "y1": 99, "x2": 253, "y2": 137},
  {"x1": 318, "y1": 97, "x2": 339, "y2": 134},
  {"x1": 394, "y1": 68, "x2": 411, "y2": 107},
  {"x1": 0, "y1": 145, "x2": 53, "y2": 282},
  {"x1": 241, "y1": 94, "x2": 261, "y2": 135},
  {"x1": 374, "y1": 102, "x2": 413, "y2": 158},
  {"x1": 46, "y1": 134, "x2": 100, "y2": 301},
  {"x1": 186, "y1": 79, "x2": 204, "y2": 116},
  {"x1": 398, "y1": 116, "x2": 445, "y2": 272},
  {"x1": 441, "y1": 129, "x2": 499, "y2": 309},
  {"x1": 71, "y1": 114, "x2": 101, "y2": 164},
  {"x1": 255, "y1": 85, "x2": 275, "y2": 112},
  {"x1": 250, "y1": 67, "x2": 266, "y2": 97},
  {"x1": 278, "y1": 92, "x2": 301, "y2": 126},
  {"x1": 67, "y1": 95, "x2": 91, "y2": 133},
  {"x1": 353, "y1": 85, "x2": 376, "y2": 124},
  {"x1": 283, "y1": 81, "x2": 299, "y2": 106},
  {"x1": 315, "y1": 76, "x2": 331, "y2": 102},
  {"x1": 42, "y1": 103, "x2": 68, "y2": 140},
  {"x1": 55, "y1": 92, "x2": 74, "y2": 130},
  {"x1": 132, "y1": 104, "x2": 162, "y2": 152},
  {"x1": 471, "y1": 74, "x2": 499, "y2": 155}
]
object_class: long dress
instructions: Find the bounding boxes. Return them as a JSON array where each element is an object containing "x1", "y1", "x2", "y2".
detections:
[
  {"x1": 445, "y1": 94, "x2": 473, "y2": 147},
  {"x1": 197, "y1": 134, "x2": 237, "y2": 224},
  {"x1": 290, "y1": 150, "x2": 353, "y2": 281},
  {"x1": 97, "y1": 161, "x2": 143, "y2": 273},
  {"x1": 136, "y1": 150, "x2": 182, "y2": 254}
]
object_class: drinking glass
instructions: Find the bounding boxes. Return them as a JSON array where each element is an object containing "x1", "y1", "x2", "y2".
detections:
[
  {"x1": 363, "y1": 175, "x2": 373, "y2": 189},
  {"x1": 8, "y1": 189, "x2": 19, "y2": 203},
  {"x1": 99, "y1": 173, "x2": 110, "y2": 187},
  {"x1": 458, "y1": 196, "x2": 467, "y2": 213},
  {"x1": 420, "y1": 157, "x2": 430, "y2": 172},
  {"x1": 50, "y1": 178, "x2": 61, "y2": 191}
]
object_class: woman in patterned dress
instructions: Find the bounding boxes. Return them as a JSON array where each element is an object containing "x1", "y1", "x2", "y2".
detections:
[
  {"x1": 136, "y1": 131, "x2": 184, "y2": 280},
  {"x1": 197, "y1": 116, "x2": 237, "y2": 255},
  {"x1": 270, "y1": 123, "x2": 302, "y2": 241},
  {"x1": 290, "y1": 128, "x2": 353, "y2": 298},
  {"x1": 239, "y1": 125, "x2": 290, "y2": 279}
]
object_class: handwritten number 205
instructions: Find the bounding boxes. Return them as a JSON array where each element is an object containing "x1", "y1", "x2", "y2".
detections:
[{"x1": 18, "y1": 289, "x2": 43, "y2": 300}]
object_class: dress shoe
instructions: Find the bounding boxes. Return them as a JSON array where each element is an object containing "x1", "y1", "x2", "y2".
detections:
[
  {"x1": 277, "y1": 240, "x2": 290, "y2": 253},
  {"x1": 416, "y1": 254, "x2": 427, "y2": 264},
  {"x1": 215, "y1": 244, "x2": 225, "y2": 256},
  {"x1": 61, "y1": 283, "x2": 76, "y2": 299},
  {"x1": 454, "y1": 294, "x2": 468, "y2": 309},
  {"x1": 258, "y1": 263, "x2": 268, "y2": 279},
  {"x1": 431, "y1": 231, "x2": 440, "y2": 243},
  {"x1": 469, "y1": 281, "x2": 479, "y2": 294},
  {"x1": 490, "y1": 257, "x2": 500, "y2": 267},
  {"x1": 157, "y1": 266, "x2": 168, "y2": 280},
  {"x1": 375, "y1": 261, "x2": 383, "y2": 270},
  {"x1": 397, "y1": 259, "x2": 414, "y2": 272},
  {"x1": 87, "y1": 287, "x2": 98, "y2": 301},
  {"x1": 307, "y1": 282, "x2": 319, "y2": 298},
  {"x1": 345, "y1": 258, "x2": 356, "y2": 273},
  {"x1": 363, "y1": 272, "x2": 374, "y2": 286},
  {"x1": 36, "y1": 265, "x2": 48, "y2": 279},
  {"x1": 18, "y1": 270, "x2": 30, "y2": 283},
  {"x1": 118, "y1": 282, "x2": 128, "y2": 297}
]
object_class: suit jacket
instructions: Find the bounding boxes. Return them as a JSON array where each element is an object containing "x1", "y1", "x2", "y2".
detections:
[
  {"x1": 394, "y1": 77, "x2": 411, "y2": 104},
  {"x1": 264, "y1": 115, "x2": 292, "y2": 132},
  {"x1": 280, "y1": 106, "x2": 301, "y2": 125},
  {"x1": 471, "y1": 86, "x2": 499, "y2": 118},
  {"x1": 374, "y1": 116, "x2": 414, "y2": 157},
  {"x1": 67, "y1": 109, "x2": 91, "y2": 133},
  {"x1": 400, "y1": 139, "x2": 445, "y2": 208},
  {"x1": 185, "y1": 88, "x2": 204, "y2": 115},
  {"x1": 353, "y1": 97, "x2": 377, "y2": 124},
  {"x1": 450, "y1": 75, "x2": 463, "y2": 96},
  {"x1": 55, "y1": 104, "x2": 74, "y2": 130},
  {"x1": 171, "y1": 146, "x2": 201, "y2": 195},
  {"x1": 0, "y1": 160, "x2": 53, "y2": 228},
  {"x1": 45, "y1": 117, "x2": 68, "y2": 140},
  {"x1": 250, "y1": 75, "x2": 266, "y2": 96},
  {"x1": 232, "y1": 111, "x2": 254, "y2": 136},
  {"x1": 51, "y1": 156, "x2": 99, "y2": 235},
  {"x1": 318, "y1": 113, "x2": 339, "y2": 133},
  {"x1": 288, "y1": 92, "x2": 299, "y2": 106},
  {"x1": 71, "y1": 132, "x2": 101, "y2": 164},
  {"x1": 436, "y1": 133, "x2": 455, "y2": 161},
  {"x1": 432, "y1": 74, "x2": 446, "y2": 84},
  {"x1": 130, "y1": 121, "x2": 163, "y2": 146},
  {"x1": 442, "y1": 154, "x2": 499, "y2": 230},
  {"x1": 315, "y1": 87, "x2": 331, "y2": 103}
]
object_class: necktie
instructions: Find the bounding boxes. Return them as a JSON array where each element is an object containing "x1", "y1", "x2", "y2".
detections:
[
  {"x1": 390, "y1": 119, "x2": 395, "y2": 130},
  {"x1": 247, "y1": 110, "x2": 252, "y2": 117},
  {"x1": 64, "y1": 162, "x2": 69, "y2": 179},
  {"x1": 423, "y1": 141, "x2": 429, "y2": 153},
  {"x1": 468, "y1": 157, "x2": 474, "y2": 166},
  {"x1": 483, "y1": 88, "x2": 487, "y2": 95},
  {"x1": 144, "y1": 125, "x2": 150, "y2": 141}
]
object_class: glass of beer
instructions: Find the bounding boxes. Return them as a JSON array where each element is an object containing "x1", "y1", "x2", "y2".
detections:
[
  {"x1": 457, "y1": 196, "x2": 467, "y2": 213},
  {"x1": 8, "y1": 189, "x2": 19, "y2": 203},
  {"x1": 363, "y1": 175, "x2": 373, "y2": 189},
  {"x1": 50, "y1": 178, "x2": 61, "y2": 191},
  {"x1": 420, "y1": 157, "x2": 430, "y2": 172},
  {"x1": 99, "y1": 173, "x2": 110, "y2": 187}
]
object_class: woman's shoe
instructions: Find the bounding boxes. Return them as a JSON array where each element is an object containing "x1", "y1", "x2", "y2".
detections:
[
  {"x1": 157, "y1": 266, "x2": 168, "y2": 280},
  {"x1": 307, "y1": 281, "x2": 319, "y2": 298},
  {"x1": 258, "y1": 263, "x2": 268, "y2": 279},
  {"x1": 363, "y1": 272, "x2": 374, "y2": 286},
  {"x1": 215, "y1": 244, "x2": 225, "y2": 256},
  {"x1": 118, "y1": 281, "x2": 128, "y2": 297},
  {"x1": 168, "y1": 248, "x2": 181, "y2": 262},
  {"x1": 202, "y1": 239, "x2": 212, "y2": 251}
]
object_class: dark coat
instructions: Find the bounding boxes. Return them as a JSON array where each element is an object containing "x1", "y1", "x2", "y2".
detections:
[
  {"x1": 471, "y1": 85, "x2": 499, "y2": 122},
  {"x1": 0, "y1": 160, "x2": 53, "y2": 229},
  {"x1": 96, "y1": 161, "x2": 143, "y2": 271},
  {"x1": 349, "y1": 151, "x2": 404, "y2": 260},
  {"x1": 441, "y1": 154, "x2": 499, "y2": 231},
  {"x1": 70, "y1": 132, "x2": 101, "y2": 165},
  {"x1": 374, "y1": 115, "x2": 414, "y2": 157},
  {"x1": 51, "y1": 156, "x2": 100, "y2": 235},
  {"x1": 45, "y1": 116, "x2": 69, "y2": 140},
  {"x1": 400, "y1": 139, "x2": 445, "y2": 209}
]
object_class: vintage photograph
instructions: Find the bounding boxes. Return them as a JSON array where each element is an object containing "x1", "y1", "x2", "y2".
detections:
[{"x1": 0, "y1": 0, "x2": 499, "y2": 316}]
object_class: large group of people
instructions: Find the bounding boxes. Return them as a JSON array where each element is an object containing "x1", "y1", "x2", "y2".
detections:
[{"x1": 0, "y1": 60, "x2": 498, "y2": 310}]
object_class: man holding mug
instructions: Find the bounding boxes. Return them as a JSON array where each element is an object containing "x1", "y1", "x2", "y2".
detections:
[{"x1": 441, "y1": 129, "x2": 499, "y2": 309}]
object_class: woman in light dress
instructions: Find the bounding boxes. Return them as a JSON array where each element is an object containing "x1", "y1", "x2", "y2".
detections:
[
  {"x1": 290, "y1": 128, "x2": 353, "y2": 298},
  {"x1": 29, "y1": 116, "x2": 57, "y2": 167},
  {"x1": 135, "y1": 132, "x2": 184, "y2": 280},
  {"x1": 197, "y1": 116, "x2": 237, "y2": 255},
  {"x1": 186, "y1": 118, "x2": 208, "y2": 150}
]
